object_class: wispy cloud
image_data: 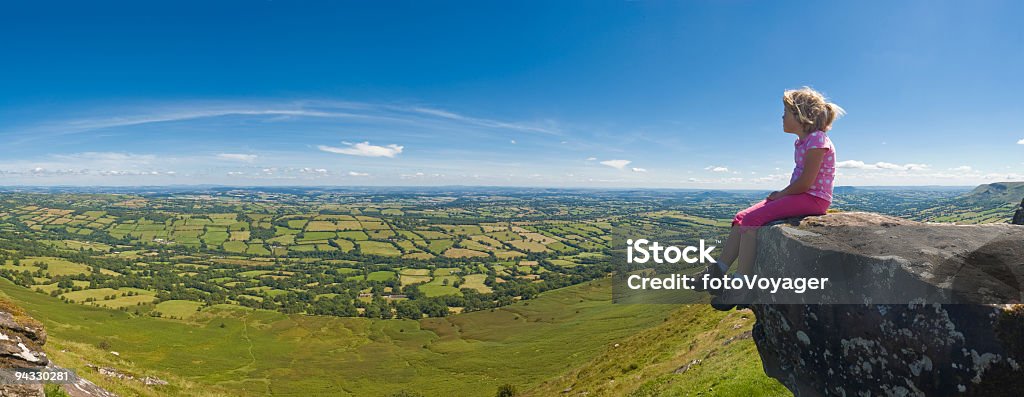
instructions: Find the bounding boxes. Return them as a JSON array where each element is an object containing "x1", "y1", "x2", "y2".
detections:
[
  {"x1": 1017, "y1": 138, "x2": 1024, "y2": 145},
  {"x1": 6, "y1": 100, "x2": 565, "y2": 144},
  {"x1": 410, "y1": 106, "x2": 562, "y2": 135},
  {"x1": 599, "y1": 159, "x2": 631, "y2": 170},
  {"x1": 836, "y1": 160, "x2": 929, "y2": 171},
  {"x1": 216, "y1": 153, "x2": 258, "y2": 162},
  {"x1": 318, "y1": 141, "x2": 404, "y2": 158},
  {"x1": 51, "y1": 151, "x2": 157, "y2": 164},
  {"x1": 45, "y1": 108, "x2": 366, "y2": 137},
  {"x1": 705, "y1": 166, "x2": 729, "y2": 173},
  {"x1": 348, "y1": 171, "x2": 369, "y2": 177},
  {"x1": 631, "y1": 167, "x2": 647, "y2": 173}
]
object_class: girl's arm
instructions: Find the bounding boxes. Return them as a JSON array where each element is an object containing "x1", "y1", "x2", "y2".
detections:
[{"x1": 768, "y1": 148, "x2": 827, "y2": 200}]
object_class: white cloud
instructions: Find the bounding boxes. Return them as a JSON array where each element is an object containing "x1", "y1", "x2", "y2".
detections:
[
  {"x1": 299, "y1": 167, "x2": 329, "y2": 174},
  {"x1": 631, "y1": 167, "x2": 647, "y2": 173},
  {"x1": 400, "y1": 172, "x2": 427, "y2": 179},
  {"x1": 949, "y1": 165, "x2": 973, "y2": 172},
  {"x1": 1017, "y1": 138, "x2": 1024, "y2": 145},
  {"x1": 599, "y1": 159, "x2": 631, "y2": 170},
  {"x1": 216, "y1": 153, "x2": 258, "y2": 162},
  {"x1": 52, "y1": 152, "x2": 157, "y2": 165},
  {"x1": 318, "y1": 141, "x2": 404, "y2": 158},
  {"x1": 348, "y1": 171, "x2": 369, "y2": 177},
  {"x1": 510, "y1": 139, "x2": 517, "y2": 144},
  {"x1": 836, "y1": 160, "x2": 929, "y2": 171},
  {"x1": 705, "y1": 166, "x2": 729, "y2": 173},
  {"x1": 585, "y1": 157, "x2": 597, "y2": 161}
]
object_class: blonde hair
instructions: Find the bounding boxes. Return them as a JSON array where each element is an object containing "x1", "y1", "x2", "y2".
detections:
[{"x1": 783, "y1": 86, "x2": 846, "y2": 133}]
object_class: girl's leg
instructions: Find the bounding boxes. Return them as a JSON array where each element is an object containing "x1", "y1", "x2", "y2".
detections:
[
  {"x1": 715, "y1": 199, "x2": 768, "y2": 272},
  {"x1": 695, "y1": 200, "x2": 765, "y2": 290},
  {"x1": 735, "y1": 228, "x2": 758, "y2": 275},
  {"x1": 732, "y1": 194, "x2": 830, "y2": 275},
  {"x1": 715, "y1": 225, "x2": 741, "y2": 272}
]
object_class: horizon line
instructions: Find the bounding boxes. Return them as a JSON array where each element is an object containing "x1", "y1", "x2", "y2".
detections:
[{"x1": 0, "y1": 183, "x2": 1007, "y2": 191}]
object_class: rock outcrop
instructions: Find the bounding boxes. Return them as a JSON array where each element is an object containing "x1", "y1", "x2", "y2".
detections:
[
  {"x1": 749, "y1": 212, "x2": 1024, "y2": 396},
  {"x1": 0, "y1": 301, "x2": 115, "y2": 397}
]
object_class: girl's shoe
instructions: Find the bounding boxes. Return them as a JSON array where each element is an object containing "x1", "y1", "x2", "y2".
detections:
[
  {"x1": 710, "y1": 286, "x2": 754, "y2": 311},
  {"x1": 691, "y1": 263, "x2": 726, "y2": 292},
  {"x1": 710, "y1": 294, "x2": 736, "y2": 311}
]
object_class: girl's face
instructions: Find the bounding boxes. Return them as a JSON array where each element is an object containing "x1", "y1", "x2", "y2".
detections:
[{"x1": 782, "y1": 106, "x2": 804, "y2": 134}]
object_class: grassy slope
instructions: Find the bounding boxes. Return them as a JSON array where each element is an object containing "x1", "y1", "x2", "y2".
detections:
[
  {"x1": 525, "y1": 305, "x2": 789, "y2": 396},
  {"x1": 2, "y1": 277, "x2": 768, "y2": 396}
]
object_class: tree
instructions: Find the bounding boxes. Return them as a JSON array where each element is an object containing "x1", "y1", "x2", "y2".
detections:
[
  {"x1": 394, "y1": 300, "x2": 422, "y2": 319},
  {"x1": 495, "y1": 384, "x2": 517, "y2": 397}
]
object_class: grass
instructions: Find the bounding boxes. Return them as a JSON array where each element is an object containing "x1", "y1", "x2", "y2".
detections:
[
  {"x1": 402, "y1": 252, "x2": 434, "y2": 260},
  {"x1": 156, "y1": 300, "x2": 205, "y2": 319},
  {"x1": 508, "y1": 240, "x2": 549, "y2": 253},
  {"x1": 286, "y1": 219, "x2": 309, "y2": 229},
  {"x1": 335, "y1": 231, "x2": 368, "y2": 240},
  {"x1": 442, "y1": 248, "x2": 488, "y2": 258},
  {"x1": 222, "y1": 241, "x2": 247, "y2": 253},
  {"x1": 461, "y1": 274, "x2": 492, "y2": 293},
  {"x1": 366, "y1": 271, "x2": 397, "y2": 282},
  {"x1": 400, "y1": 269, "x2": 431, "y2": 286},
  {"x1": 418, "y1": 275, "x2": 463, "y2": 297},
  {"x1": 356, "y1": 241, "x2": 401, "y2": 257},
  {"x1": 14, "y1": 256, "x2": 120, "y2": 277},
  {"x1": 89, "y1": 294, "x2": 157, "y2": 309},
  {"x1": 426, "y1": 239, "x2": 454, "y2": 255},
  {"x1": 0, "y1": 277, "x2": 735, "y2": 397},
  {"x1": 524, "y1": 305, "x2": 789, "y2": 397}
]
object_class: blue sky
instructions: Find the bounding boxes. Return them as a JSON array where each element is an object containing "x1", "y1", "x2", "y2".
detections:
[{"x1": 1, "y1": 0, "x2": 1022, "y2": 187}]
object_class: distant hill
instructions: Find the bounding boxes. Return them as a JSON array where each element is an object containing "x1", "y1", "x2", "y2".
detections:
[{"x1": 960, "y1": 181, "x2": 1024, "y2": 204}]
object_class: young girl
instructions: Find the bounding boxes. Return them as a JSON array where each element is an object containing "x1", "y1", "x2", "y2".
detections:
[{"x1": 699, "y1": 87, "x2": 844, "y2": 309}]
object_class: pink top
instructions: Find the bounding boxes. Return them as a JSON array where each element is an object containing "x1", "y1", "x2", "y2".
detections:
[{"x1": 790, "y1": 130, "x2": 836, "y2": 202}]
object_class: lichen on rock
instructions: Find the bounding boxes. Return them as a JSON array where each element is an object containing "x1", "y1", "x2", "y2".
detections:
[{"x1": 0, "y1": 300, "x2": 116, "y2": 397}]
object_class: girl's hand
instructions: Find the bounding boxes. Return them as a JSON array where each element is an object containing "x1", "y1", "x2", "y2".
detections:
[{"x1": 767, "y1": 191, "x2": 782, "y2": 201}]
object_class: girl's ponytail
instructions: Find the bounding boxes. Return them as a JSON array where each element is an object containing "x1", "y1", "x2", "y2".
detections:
[{"x1": 822, "y1": 102, "x2": 846, "y2": 131}]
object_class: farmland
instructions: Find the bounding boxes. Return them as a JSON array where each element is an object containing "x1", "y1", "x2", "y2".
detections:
[
  {"x1": 0, "y1": 185, "x2": 1013, "y2": 396},
  {"x1": 0, "y1": 188, "x2": 747, "y2": 321},
  {"x1": 0, "y1": 186, "x2": 1005, "y2": 322}
]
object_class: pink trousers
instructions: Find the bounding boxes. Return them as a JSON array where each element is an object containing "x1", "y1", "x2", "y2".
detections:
[{"x1": 732, "y1": 193, "x2": 830, "y2": 230}]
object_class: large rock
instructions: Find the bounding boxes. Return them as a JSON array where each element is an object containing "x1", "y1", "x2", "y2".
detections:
[
  {"x1": 0, "y1": 302, "x2": 116, "y2": 397},
  {"x1": 749, "y1": 212, "x2": 1024, "y2": 396}
]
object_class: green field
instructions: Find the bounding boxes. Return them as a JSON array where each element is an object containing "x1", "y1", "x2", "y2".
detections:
[
  {"x1": 0, "y1": 185, "x2": 995, "y2": 397},
  {"x1": 156, "y1": 300, "x2": 205, "y2": 319},
  {"x1": 461, "y1": 274, "x2": 492, "y2": 293},
  {"x1": 356, "y1": 241, "x2": 401, "y2": 257},
  {"x1": 0, "y1": 278, "x2": 765, "y2": 396}
]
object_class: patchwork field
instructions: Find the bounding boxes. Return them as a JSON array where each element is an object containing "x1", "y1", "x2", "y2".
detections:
[{"x1": 0, "y1": 277, "x2": 790, "y2": 397}]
